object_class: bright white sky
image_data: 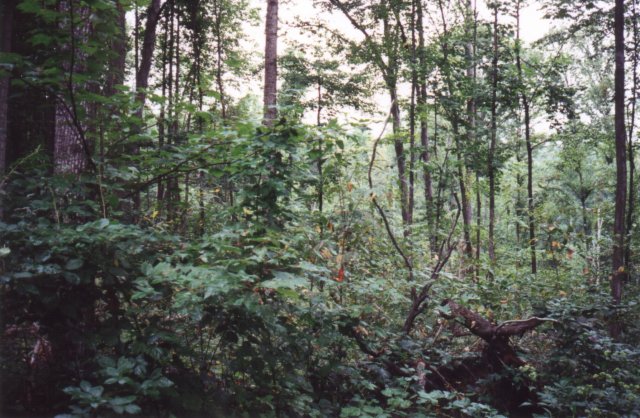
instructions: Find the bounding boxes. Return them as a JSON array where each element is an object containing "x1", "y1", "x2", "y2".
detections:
[
  {"x1": 247, "y1": 0, "x2": 551, "y2": 49},
  {"x1": 242, "y1": 0, "x2": 553, "y2": 128}
]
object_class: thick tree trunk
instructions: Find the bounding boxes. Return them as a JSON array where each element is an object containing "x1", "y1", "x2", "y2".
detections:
[
  {"x1": 263, "y1": 0, "x2": 278, "y2": 125},
  {"x1": 136, "y1": 0, "x2": 162, "y2": 110},
  {"x1": 129, "y1": 0, "x2": 161, "y2": 216},
  {"x1": 612, "y1": 0, "x2": 627, "y2": 306},
  {"x1": 54, "y1": 1, "x2": 93, "y2": 174}
]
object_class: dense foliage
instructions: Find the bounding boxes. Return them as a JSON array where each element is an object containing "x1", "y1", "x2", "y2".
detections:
[{"x1": 1, "y1": 0, "x2": 639, "y2": 417}]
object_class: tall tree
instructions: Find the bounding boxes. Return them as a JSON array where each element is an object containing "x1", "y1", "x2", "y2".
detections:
[
  {"x1": 53, "y1": 1, "x2": 94, "y2": 174},
  {"x1": 264, "y1": 0, "x2": 278, "y2": 124},
  {"x1": 327, "y1": 0, "x2": 411, "y2": 230},
  {"x1": 136, "y1": 0, "x2": 163, "y2": 115},
  {"x1": 416, "y1": 0, "x2": 435, "y2": 252},
  {"x1": 0, "y1": 0, "x2": 16, "y2": 182},
  {"x1": 488, "y1": 2, "x2": 499, "y2": 264},
  {"x1": 435, "y1": 0, "x2": 474, "y2": 265},
  {"x1": 514, "y1": 0, "x2": 537, "y2": 274},
  {"x1": 612, "y1": 0, "x2": 627, "y2": 305},
  {"x1": 625, "y1": 0, "x2": 639, "y2": 272}
]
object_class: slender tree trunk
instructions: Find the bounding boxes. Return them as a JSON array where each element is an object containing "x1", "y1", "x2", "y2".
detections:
[
  {"x1": 166, "y1": 3, "x2": 175, "y2": 218},
  {"x1": 488, "y1": 5, "x2": 499, "y2": 264},
  {"x1": 416, "y1": 0, "x2": 434, "y2": 252},
  {"x1": 469, "y1": 0, "x2": 480, "y2": 279},
  {"x1": 317, "y1": 80, "x2": 324, "y2": 219},
  {"x1": 408, "y1": 0, "x2": 417, "y2": 227},
  {"x1": 263, "y1": 0, "x2": 278, "y2": 125},
  {"x1": 214, "y1": 0, "x2": 227, "y2": 120},
  {"x1": 515, "y1": 140, "x2": 524, "y2": 264},
  {"x1": 157, "y1": 14, "x2": 168, "y2": 210},
  {"x1": 612, "y1": 0, "x2": 627, "y2": 306},
  {"x1": 515, "y1": 1, "x2": 537, "y2": 274},
  {"x1": 0, "y1": 0, "x2": 15, "y2": 187},
  {"x1": 436, "y1": 0, "x2": 473, "y2": 261},
  {"x1": 625, "y1": 0, "x2": 638, "y2": 272},
  {"x1": 390, "y1": 85, "x2": 410, "y2": 230}
]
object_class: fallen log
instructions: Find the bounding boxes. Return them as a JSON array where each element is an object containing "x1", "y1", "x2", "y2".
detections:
[{"x1": 438, "y1": 299, "x2": 556, "y2": 369}]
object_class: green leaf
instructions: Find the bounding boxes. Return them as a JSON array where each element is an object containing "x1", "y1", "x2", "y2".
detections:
[
  {"x1": 65, "y1": 259, "x2": 84, "y2": 271},
  {"x1": 124, "y1": 403, "x2": 141, "y2": 414},
  {"x1": 261, "y1": 271, "x2": 308, "y2": 289},
  {"x1": 110, "y1": 396, "x2": 136, "y2": 406},
  {"x1": 97, "y1": 218, "x2": 110, "y2": 229}
]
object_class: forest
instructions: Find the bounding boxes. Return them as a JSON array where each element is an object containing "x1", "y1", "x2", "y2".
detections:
[{"x1": 0, "y1": 0, "x2": 639, "y2": 416}]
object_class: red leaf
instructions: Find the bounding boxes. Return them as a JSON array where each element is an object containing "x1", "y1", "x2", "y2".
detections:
[{"x1": 336, "y1": 266, "x2": 344, "y2": 282}]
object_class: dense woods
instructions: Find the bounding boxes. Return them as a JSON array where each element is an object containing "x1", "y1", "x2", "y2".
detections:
[{"x1": 1, "y1": 0, "x2": 640, "y2": 416}]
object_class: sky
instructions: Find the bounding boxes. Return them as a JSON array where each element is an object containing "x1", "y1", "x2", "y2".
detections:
[
  {"x1": 247, "y1": 0, "x2": 552, "y2": 49},
  {"x1": 242, "y1": 0, "x2": 554, "y2": 128}
]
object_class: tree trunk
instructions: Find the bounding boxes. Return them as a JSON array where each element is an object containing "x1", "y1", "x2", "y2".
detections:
[
  {"x1": 465, "y1": 0, "x2": 477, "y2": 273},
  {"x1": 54, "y1": 0, "x2": 93, "y2": 175},
  {"x1": 263, "y1": 0, "x2": 278, "y2": 125},
  {"x1": 488, "y1": 5, "x2": 499, "y2": 264},
  {"x1": 390, "y1": 85, "x2": 410, "y2": 230},
  {"x1": 136, "y1": 0, "x2": 162, "y2": 110},
  {"x1": 515, "y1": 1, "x2": 537, "y2": 274},
  {"x1": 213, "y1": 0, "x2": 227, "y2": 120},
  {"x1": 132, "y1": 0, "x2": 161, "y2": 216},
  {"x1": 416, "y1": 0, "x2": 434, "y2": 252},
  {"x1": 612, "y1": 0, "x2": 627, "y2": 306},
  {"x1": 0, "y1": 0, "x2": 15, "y2": 185},
  {"x1": 625, "y1": 0, "x2": 638, "y2": 272},
  {"x1": 408, "y1": 0, "x2": 417, "y2": 228}
]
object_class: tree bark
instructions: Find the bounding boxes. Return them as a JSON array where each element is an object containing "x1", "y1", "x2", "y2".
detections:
[
  {"x1": 416, "y1": 0, "x2": 434, "y2": 252},
  {"x1": 465, "y1": 0, "x2": 477, "y2": 272},
  {"x1": 612, "y1": 0, "x2": 627, "y2": 306},
  {"x1": 136, "y1": 0, "x2": 162, "y2": 110},
  {"x1": 515, "y1": 1, "x2": 537, "y2": 274},
  {"x1": 263, "y1": 0, "x2": 278, "y2": 125},
  {"x1": 54, "y1": 0, "x2": 93, "y2": 174},
  {"x1": 488, "y1": 5, "x2": 499, "y2": 264},
  {"x1": 213, "y1": 0, "x2": 227, "y2": 120},
  {"x1": 625, "y1": 0, "x2": 638, "y2": 272},
  {"x1": 0, "y1": 0, "x2": 15, "y2": 183},
  {"x1": 436, "y1": 0, "x2": 473, "y2": 263}
]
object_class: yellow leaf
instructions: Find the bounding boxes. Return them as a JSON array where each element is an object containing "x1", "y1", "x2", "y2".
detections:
[
  {"x1": 243, "y1": 207, "x2": 254, "y2": 216},
  {"x1": 151, "y1": 210, "x2": 159, "y2": 220},
  {"x1": 320, "y1": 248, "x2": 332, "y2": 259}
]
